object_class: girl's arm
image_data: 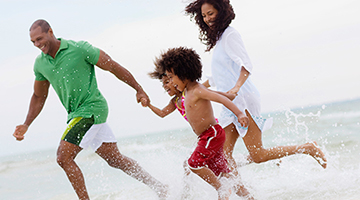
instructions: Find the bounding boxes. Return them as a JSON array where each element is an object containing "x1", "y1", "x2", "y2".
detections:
[
  {"x1": 227, "y1": 66, "x2": 249, "y2": 95},
  {"x1": 195, "y1": 86, "x2": 249, "y2": 127},
  {"x1": 148, "y1": 97, "x2": 176, "y2": 118}
]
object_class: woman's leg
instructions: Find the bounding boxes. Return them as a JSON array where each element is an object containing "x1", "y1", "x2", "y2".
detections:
[{"x1": 242, "y1": 110, "x2": 327, "y2": 168}]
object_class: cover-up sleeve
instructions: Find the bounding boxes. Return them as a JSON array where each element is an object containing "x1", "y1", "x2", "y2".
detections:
[{"x1": 223, "y1": 29, "x2": 253, "y2": 74}]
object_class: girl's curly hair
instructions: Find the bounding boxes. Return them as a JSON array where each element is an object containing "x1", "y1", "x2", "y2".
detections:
[
  {"x1": 185, "y1": 0, "x2": 235, "y2": 51},
  {"x1": 148, "y1": 62, "x2": 166, "y2": 80}
]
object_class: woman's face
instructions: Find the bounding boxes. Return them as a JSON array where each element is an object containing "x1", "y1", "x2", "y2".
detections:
[{"x1": 201, "y1": 3, "x2": 218, "y2": 29}]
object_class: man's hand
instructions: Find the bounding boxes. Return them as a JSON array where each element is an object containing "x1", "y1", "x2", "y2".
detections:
[
  {"x1": 13, "y1": 124, "x2": 29, "y2": 141},
  {"x1": 136, "y1": 90, "x2": 150, "y2": 107}
]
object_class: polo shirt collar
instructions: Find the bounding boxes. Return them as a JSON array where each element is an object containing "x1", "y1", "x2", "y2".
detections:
[{"x1": 43, "y1": 38, "x2": 69, "y2": 59}]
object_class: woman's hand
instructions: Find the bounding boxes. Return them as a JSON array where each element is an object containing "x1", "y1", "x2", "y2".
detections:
[{"x1": 226, "y1": 86, "x2": 240, "y2": 96}]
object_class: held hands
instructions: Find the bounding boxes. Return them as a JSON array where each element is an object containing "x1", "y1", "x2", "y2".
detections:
[
  {"x1": 226, "y1": 92, "x2": 237, "y2": 101},
  {"x1": 237, "y1": 113, "x2": 249, "y2": 128},
  {"x1": 13, "y1": 124, "x2": 29, "y2": 141},
  {"x1": 226, "y1": 87, "x2": 239, "y2": 97},
  {"x1": 136, "y1": 89, "x2": 150, "y2": 107},
  {"x1": 139, "y1": 98, "x2": 149, "y2": 107}
]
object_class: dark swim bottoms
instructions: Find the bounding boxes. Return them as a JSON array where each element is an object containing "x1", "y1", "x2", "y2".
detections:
[
  {"x1": 61, "y1": 117, "x2": 94, "y2": 146},
  {"x1": 187, "y1": 124, "x2": 231, "y2": 177}
]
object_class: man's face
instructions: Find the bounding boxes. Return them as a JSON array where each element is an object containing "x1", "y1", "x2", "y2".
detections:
[{"x1": 30, "y1": 26, "x2": 53, "y2": 55}]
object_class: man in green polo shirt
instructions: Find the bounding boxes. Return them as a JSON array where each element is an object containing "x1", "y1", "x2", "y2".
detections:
[{"x1": 12, "y1": 19, "x2": 168, "y2": 200}]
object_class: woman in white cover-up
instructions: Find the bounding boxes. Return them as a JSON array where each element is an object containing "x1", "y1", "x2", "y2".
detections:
[{"x1": 185, "y1": 0, "x2": 327, "y2": 177}]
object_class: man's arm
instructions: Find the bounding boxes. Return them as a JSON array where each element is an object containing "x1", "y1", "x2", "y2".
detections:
[
  {"x1": 13, "y1": 80, "x2": 50, "y2": 141},
  {"x1": 96, "y1": 50, "x2": 149, "y2": 106}
]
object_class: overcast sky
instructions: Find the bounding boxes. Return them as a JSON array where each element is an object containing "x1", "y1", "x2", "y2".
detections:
[{"x1": 1, "y1": 0, "x2": 359, "y2": 156}]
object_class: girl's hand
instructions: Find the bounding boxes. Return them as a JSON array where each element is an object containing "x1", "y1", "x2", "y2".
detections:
[{"x1": 139, "y1": 97, "x2": 149, "y2": 107}]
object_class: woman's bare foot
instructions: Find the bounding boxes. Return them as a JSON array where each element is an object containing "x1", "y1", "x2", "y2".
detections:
[{"x1": 300, "y1": 141, "x2": 327, "y2": 168}]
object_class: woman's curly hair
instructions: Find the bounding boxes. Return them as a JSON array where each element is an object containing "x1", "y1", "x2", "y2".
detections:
[{"x1": 185, "y1": 0, "x2": 235, "y2": 51}]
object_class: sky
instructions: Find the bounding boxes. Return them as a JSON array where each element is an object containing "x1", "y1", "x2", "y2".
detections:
[{"x1": 1, "y1": 0, "x2": 359, "y2": 156}]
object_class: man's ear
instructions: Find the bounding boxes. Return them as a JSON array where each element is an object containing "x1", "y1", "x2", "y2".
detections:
[{"x1": 48, "y1": 27, "x2": 54, "y2": 36}]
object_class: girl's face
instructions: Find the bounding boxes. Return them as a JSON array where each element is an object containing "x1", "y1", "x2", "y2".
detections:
[
  {"x1": 161, "y1": 76, "x2": 178, "y2": 96},
  {"x1": 201, "y1": 3, "x2": 218, "y2": 29},
  {"x1": 166, "y1": 70, "x2": 186, "y2": 92}
]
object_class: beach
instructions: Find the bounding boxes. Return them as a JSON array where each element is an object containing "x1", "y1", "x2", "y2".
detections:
[{"x1": 1, "y1": 98, "x2": 359, "y2": 200}]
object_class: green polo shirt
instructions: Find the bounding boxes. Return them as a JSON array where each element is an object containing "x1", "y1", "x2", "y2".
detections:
[{"x1": 34, "y1": 38, "x2": 108, "y2": 124}]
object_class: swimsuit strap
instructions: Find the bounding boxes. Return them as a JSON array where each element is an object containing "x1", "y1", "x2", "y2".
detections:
[{"x1": 175, "y1": 91, "x2": 187, "y2": 121}]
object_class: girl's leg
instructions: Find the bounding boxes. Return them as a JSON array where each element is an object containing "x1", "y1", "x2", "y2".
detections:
[{"x1": 242, "y1": 110, "x2": 327, "y2": 168}]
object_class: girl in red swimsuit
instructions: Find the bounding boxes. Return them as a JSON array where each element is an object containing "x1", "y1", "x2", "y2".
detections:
[{"x1": 147, "y1": 69, "x2": 185, "y2": 120}]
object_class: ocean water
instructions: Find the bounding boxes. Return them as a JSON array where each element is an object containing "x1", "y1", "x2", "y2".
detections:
[{"x1": 1, "y1": 99, "x2": 359, "y2": 200}]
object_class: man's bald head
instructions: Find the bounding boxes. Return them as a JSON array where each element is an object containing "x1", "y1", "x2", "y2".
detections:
[{"x1": 30, "y1": 19, "x2": 51, "y2": 33}]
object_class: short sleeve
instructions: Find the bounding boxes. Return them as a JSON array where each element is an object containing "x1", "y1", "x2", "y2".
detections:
[
  {"x1": 223, "y1": 29, "x2": 253, "y2": 74},
  {"x1": 78, "y1": 41, "x2": 100, "y2": 65},
  {"x1": 33, "y1": 57, "x2": 47, "y2": 81}
]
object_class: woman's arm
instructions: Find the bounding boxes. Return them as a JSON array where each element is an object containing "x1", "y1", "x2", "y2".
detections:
[{"x1": 227, "y1": 66, "x2": 249, "y2": 95}]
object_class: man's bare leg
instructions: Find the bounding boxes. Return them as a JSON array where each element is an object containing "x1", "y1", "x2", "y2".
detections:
[
  {"x1": 96, "y1": 142, "x2": 168, "y2": 198},
  {"x1": 56, "y1": 140, "x2": 88, "y2": 200}
]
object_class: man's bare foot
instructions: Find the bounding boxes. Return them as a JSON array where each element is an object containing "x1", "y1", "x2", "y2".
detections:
[
  {"x1": 301, "y1": 141, "x2": 327, "y2": 168},
  {"x1": 154, "y1": 184, "x2": 169, "y2": 199}
]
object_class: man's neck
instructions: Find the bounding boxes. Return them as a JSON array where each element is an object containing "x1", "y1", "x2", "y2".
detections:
[{"x1": 49, "y1": 39, "x2": 61, "y2": 58}]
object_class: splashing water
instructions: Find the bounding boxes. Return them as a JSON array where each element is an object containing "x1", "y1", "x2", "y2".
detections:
[{"x1": 1, "y1": 99, "x2": 360, "y2": 199}]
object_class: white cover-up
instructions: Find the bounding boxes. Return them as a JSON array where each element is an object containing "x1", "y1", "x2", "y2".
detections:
[{"x1": 209, "y1": 26, "x2": 272, "y2": 137}]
